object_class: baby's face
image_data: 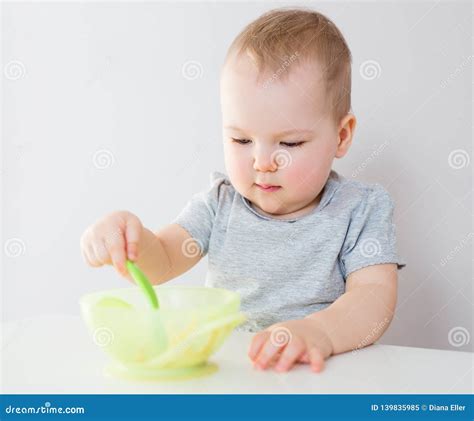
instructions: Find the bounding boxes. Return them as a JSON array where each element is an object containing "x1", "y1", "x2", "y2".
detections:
[{"x1": 220, "y1": 54, "x2": 342, "y2": 218}]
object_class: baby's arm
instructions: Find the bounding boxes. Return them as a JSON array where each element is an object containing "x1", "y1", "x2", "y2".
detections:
[
  {"x1": 305, "y1": 263, "x2": 398, "y2": 354},
  {"x1": 249, "y1": 263, "x2": 398, "y2": 372},
  {"x1": 135, "y1": 224, "x2": 203, "y2": 285}
]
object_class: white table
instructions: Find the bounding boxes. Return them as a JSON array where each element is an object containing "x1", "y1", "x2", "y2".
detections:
[{"x1": 1, "y1": 315, "x2": 472, "y2": 394}]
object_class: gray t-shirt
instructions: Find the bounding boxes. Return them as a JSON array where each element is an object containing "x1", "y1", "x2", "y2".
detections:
[{"x1": 172, "y1": 169, "x2": 407, "y2": 332}]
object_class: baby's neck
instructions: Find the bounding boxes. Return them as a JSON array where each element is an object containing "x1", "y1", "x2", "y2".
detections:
[{"x1": 250, "y1": 189, "x2": 324, "y2": 220}]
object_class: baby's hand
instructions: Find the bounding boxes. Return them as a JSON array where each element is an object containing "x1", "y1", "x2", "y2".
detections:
[
  {"x1": 80, "y1": 210, "x2": 143, "y2": 281},
  {"x1": 248, "y1": 318, "x2": 333, "y2": 373}
]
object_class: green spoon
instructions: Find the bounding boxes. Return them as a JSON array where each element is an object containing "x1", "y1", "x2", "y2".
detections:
[
  {"x1": 126, "y1": 260, "x2": 168, "y2": 355},
  {"x1": 126, "y1": 260, "x2": 159, "y2": 309}
]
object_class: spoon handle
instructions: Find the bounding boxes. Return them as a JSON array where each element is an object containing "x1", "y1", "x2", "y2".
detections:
[{"x1": 126, "y1": 260, "x2": 159, "y2": 309}]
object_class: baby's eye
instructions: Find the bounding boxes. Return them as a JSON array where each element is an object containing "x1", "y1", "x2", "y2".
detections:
[
  {"x1": 232, "y1": 138, "x2": 252, "y2": 145},
  {"x1": 231, "y1": 138, "x2": 305, "y2": 148},
  {"x1": 281, "y1": 141, "x2": 305, "y2": 148}
]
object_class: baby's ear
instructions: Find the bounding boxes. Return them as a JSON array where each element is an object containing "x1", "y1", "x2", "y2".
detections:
[{"x1": 335, "y1": 113, "x2": 356, "y2": 158}]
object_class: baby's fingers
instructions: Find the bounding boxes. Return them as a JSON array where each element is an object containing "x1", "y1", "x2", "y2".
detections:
[
  {"x1": 83, "y1": 244, "x2": 102, "y2": 268},
  {"x1": 125, "y1": 217, "x2": 142, "y2": 261},
  {"x1": 80, "y1": 229, "x2": 102, "y2": 267},
  {"x1": 248, "y1": 331, "x2": 270, "y2": 361},
  {"x1": 92, "y1": 239, "x2": 110, "y2": 265},
  {"x1": 105, "y1": 234, "x2": 127, "y2": 275},
  {"x1": 253, "y1": 336, "x2": 287, "y2": 369},
  {"x1": 297, "y1": 351, "x2": 309, "y2": 363},
  {"x1": 274, "y1": 339, "x2": 305, "y2": 372},
  {"x1": 308, "y1": 346, "x2": 325, "y2": 373}
]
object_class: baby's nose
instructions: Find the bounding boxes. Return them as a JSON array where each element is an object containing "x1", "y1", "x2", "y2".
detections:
[{"x1": 253, "y1": 150, "x2": 278, "y2": 172}]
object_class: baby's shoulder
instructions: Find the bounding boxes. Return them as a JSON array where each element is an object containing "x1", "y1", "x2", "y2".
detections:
[
  {"x1": 332, "y1": 172, "x2": 394, "y2": 214},
  {"x1": 209, "y1": 170, "x2": 232, "y2": 187},
  {"x1": 203, "y1": 171, "x2": 236, "y2": 204}
]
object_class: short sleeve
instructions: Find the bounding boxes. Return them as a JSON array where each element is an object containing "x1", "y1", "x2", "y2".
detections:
[
  {"x1": 170, "y1": 171, "x2": 228, "y2": 257},
  {"x1": 339, "y1": 184, "x2": 407, "y2": 279}
]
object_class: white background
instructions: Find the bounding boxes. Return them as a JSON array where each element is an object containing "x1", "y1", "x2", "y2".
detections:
[{"x1": 2, "y1": 1, "x2": 472, "y2": 352}]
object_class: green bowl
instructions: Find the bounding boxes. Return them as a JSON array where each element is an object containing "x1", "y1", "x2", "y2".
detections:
[{"x1": 80, "y1": 286, "x2": 246, "y2": 380}]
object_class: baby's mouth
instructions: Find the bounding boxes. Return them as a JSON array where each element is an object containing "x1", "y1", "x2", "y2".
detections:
[{"x1": 255, "y1": 183, "x2": 281, "y2": 192}]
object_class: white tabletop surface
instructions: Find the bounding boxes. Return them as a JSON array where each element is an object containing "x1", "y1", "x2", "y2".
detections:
[{"x1": 1, "y1": 314, "x2": 472, "y2": 394}]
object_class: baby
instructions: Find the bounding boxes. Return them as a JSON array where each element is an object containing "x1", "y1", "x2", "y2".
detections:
[{"x1": 80, "y1": 8, "x2": 406, "y2": 373}]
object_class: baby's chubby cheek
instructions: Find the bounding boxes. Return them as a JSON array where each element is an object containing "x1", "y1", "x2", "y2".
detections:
[
  {"x1": 282, "y1": 162, "x2": 308, "y2": 186},
  {"x1": 224, "y1": 153, "x2": 252, "y2": 185},
  {"x1": 282, "y1": 159, "x2": 327, "y2": 198}
]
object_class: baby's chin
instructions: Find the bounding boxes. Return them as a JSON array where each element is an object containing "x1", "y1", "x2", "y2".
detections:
[
  {"x1": 246, "y1": 187, "x2": 323, "y2": 219},
  {"x1": 247, "y1": 193, "x2": 292, "y2": 217}
]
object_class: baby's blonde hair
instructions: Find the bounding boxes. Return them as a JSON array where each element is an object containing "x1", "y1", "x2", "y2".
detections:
[{"x1": 225, "y1": 7, "x2": 352, "y2": 124}]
